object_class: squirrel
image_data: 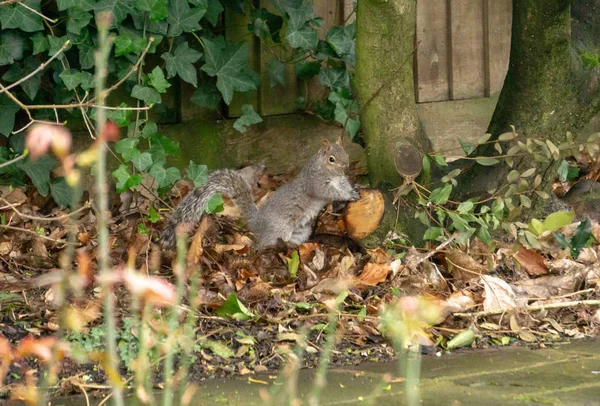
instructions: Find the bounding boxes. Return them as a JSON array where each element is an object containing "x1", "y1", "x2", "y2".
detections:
[{"x1": 160, "y1": 137, "x2": 360, "y2": 250}]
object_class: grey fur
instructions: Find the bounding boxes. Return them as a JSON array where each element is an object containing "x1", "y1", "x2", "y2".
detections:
[{"x1": 160, "y1": 140, "x2": 359, "y2": 250}]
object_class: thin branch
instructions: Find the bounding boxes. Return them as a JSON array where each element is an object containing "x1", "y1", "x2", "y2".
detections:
[
  {"x1": 0, "y1": 154, "x2": 25, "y2": 170},
  {"x1": 0, "y1": 198, "x2": 91, "y2": 222},
  {"x1": 453, "y1": 300, "x2": 600, "y2": 318},
  {"x1": 18, "y1": 1, "x2": 57, "y2": 23},
  {"x1": 0, "y1": 40, "x2": 70, "y2": 96},
  {"x1": 0, "y1": 224, "x2": 70, "y2": 244},
  {"x1": 0, "y1": 0, "x2": 22, "y2": 6}
]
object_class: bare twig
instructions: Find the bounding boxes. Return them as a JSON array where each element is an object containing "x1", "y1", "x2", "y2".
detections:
[
  {"x1": 0, "y1": 40, "x2": 70, "y2": 96},
  {"x1": 0, "y1": 198, "x2": 91, "y2": 222},
  {"x1": 18, "y1": 1, "x2": 57, "y2": 23},
  {"x1": 0, "y1": 224, "x2": 70, "y2": 244},
  {"x1": 0, "y1": 0, "x2": 22, "y2": 6},
  {"x1": 453, "y1": 300, "x2": 600, "y2": 318},
  {"x1": 0, "y1": 153, "x2": 25, "y2": 170}
]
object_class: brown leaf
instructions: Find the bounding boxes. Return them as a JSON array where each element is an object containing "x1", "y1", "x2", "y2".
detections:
[
  {"x1": 187, "y1": 216, "x2": 213, "y2": 266},
  {"x1": 367, "y1": 248, "x2": 391, "y2": 265},
  {"x1": 514, "y1": 246, "x2": 548, "y2": 276},
  {"x1": 444, "y1": 250, "x2": 487, "y2": 281},
  {"x1": 298, "y1": 242, "x2": 321, "y2": 263},
  {"x1": 358, "y1": 263, "x2": 391, "y2": 286},
  {"x1": 3, "y1": 188, "x2": 27, "y2": 206},
  {"x1": 31, "y1": 239, "x2": 48, "y2": 257}
]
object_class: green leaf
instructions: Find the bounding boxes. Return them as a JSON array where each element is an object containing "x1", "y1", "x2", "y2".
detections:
[
  {"x1": 557, "y1": 160, "x2": 569, "y2": 182},
  {"x1": 200, "y1": 339, "x2": 235, "y2": 358},
  {"x1": 112, "y1": 164, "x2": 143, "y2": 192},
  {"x1": 201, "y1": 38, "x2": 258, "y2": 104},
  {"x1": 233, "y1": 104, "x2": 262, "y2": 133},
  {"x1": 167, "y1": 0, "x2": 205, "y2": 37},
  {"x1": 67, "y1": 7, "x2": 92, "y2": 35},
  {"x1": 552, "y1": 232, "x2": 570, "y2": 250},
  {"x1": 422, "y1": 155, "x2": 431, "y2": 176},
  {"x1": 131, "y1": 85, "x2": 161, "y2": 105},
  {"x1": 318, "y1": 67, "x2": 349, "y2": 89},
  {"x1": 458, "y1": 139, "x2": 476, "y2": 156},
  {"x1": 148, "y1": 207, "x2": 160, "y2": 223},
  {"x1": 50, "y1": 178, "x2": 75, "y2": 207},
  {"x1": 206, "y1": 193, "x2": 223, "y2": 213},
  {"x1": 429, "y1": 184, "x2": 452, "y2": 205},
  {"x1": 0, "y1": 0, "x2": 43, "y2": 32},
  {"x1": 132, "y1": 152, "x2": 152, "y2": 171},
  {"x1": 542, "y1": 211, "x2": 575, "y2": 232},
  {"x1": 135, "y1": 0, "x2": 168, "y2": 21},
  {"x1": 94, "y1": 0, "x2": 136, "y2": 25},
  {"x1": 204, "y1": 0, "x2": 224, "y2": 26},
  {"x1": 141, "y1": 121, "x2": 158, "y2": 138},
  {"x1": 114, "y1": 34, "x2": 147, "y2": 56},
  {"x1": 446, "y1": 329, "x2": 475, "y2": 350},
  {"x1": 477, "y1": 133, "x2": 492, "y2": 144},
  {"x1": 149, "y1": 164, "x2": 181, "y2": 188},
  {"x1": 248, "y1": 7, "x2": 283, "y2": 42},
  {"x1": 58, "y1": 0, "x2": 96, "y2": 11},
  {"x1": 528, "y1": 218, "x2": 545, "y2": 236},
  {"x1": 457, "y1": 201, "x2": 474, "y2": 214},
  {"x1": 190, "y1": 82, "x2": 221, "y2": 109},
  {"x1": 0, "y1": 94, "x2": 20, "y2": 136},
  {"x1": 0, "y1": 31, "x2": 25, "y2": 66},
  {"x1": 477, "y1": 226, "x2": 492, "y2": 245},
  {"x1": 115, "y1": 138, "x2": 140, "y2": 162},
  {"x1": 433, "y1": 154, "x2": 448, "y2": 167},
  {"x1": 78, "y1": 39, "x2": 95, "y2": 69},
  {"x1": 267, "y1": 59, "x2": 286, "y2": 88},
  {"x1": 147, "y1": 66, "x2": 171, "y2": 93},
  {"x1": 570, "y1": 219, "x2": 592, "y2": 259},
  {"x1": 18, "y1": 156, "x2": 56, "y2": 196},
  {"x1": 475, "y1": 157, "x2": 500, "y2": 166},
  {"x1": 295, "y1": 61, "x2": 321, "y2": 80},
  {"x1": 161, "y1": 41, "x2": 202, "y2": 87},
  {"x1": 187, "y1": 161, "x2": 208, "y2": 187},
  {"x1": 424, "y1": 227, "x2": 443, "y2": 241},
  {"x1": 48, "y1": 36, "x2": 71, "y2": 56},
  {"x1": 448, "y1": 212, "x2": 469, "y2": 232},
  {"x1": 285, "y1": 3, "x2": 318, "y2": 49},
  {"x1": 31, "y1": 33, "x2": 49, "y2": 55},
  {"x1": 215, "y1": 293, "x2": 253, "y2": 321},
  {"x1": 325, "y1": 25, "x2": 354, "y2": 66},
  {"x1": 287, "y1": 250, "x2": 300, "y2": 277},
  {"x1": 1, "y1": 57, "x2": 41, "y2": 100}
]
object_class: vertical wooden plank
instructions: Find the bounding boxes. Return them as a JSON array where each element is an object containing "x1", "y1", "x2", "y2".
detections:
[
  {"x1": 416, "y1": 0, "x2": 450, "y2": 102},
  {"x1": 343, "y1": 0, "x2": 355, "y2": 25},
  {"x1": 482, "y1": 0, "x2": 491, "y2": 97},
  {"x1": 449, "y1": 0, "x2": 486, "y2": 100},
  {"x1": 258, "y1": 0, "x2": 299, "y2": 116},
  {"x1": 224, "y1": 3, "x2": 259, "y2": 118},
  {"x1": 487, "y1": 0, "x2": 512, "y2": 95},
  {"x1": 447, "y1": 0, "x2": 454, "y2": 100}
]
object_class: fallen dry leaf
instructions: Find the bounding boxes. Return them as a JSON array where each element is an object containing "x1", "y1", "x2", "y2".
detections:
[
  {"x1": 187, "y1": 216, "x2": 213, "y2": 266},
  {"x1": 358, "y1": 263, "x2": 391, "y2": 286},
  {"x1": 514, "y1": 246, "x2": 548, "y2": 276},
  {"x1": 445, "y1": 250, "x2": 487, "y2": 281},
  {"x1": 481, "y1": 275, "x2": 519, "y2": 312}
]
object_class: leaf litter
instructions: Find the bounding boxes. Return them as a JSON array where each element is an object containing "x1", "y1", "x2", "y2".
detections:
[{"x1": 0, "y1": 164, "x2": 599, "y2": 400}]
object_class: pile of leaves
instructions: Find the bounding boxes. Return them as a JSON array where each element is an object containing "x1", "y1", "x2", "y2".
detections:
[{"x1": 0, "y1": 157, "x2": 599, "y2": 399}]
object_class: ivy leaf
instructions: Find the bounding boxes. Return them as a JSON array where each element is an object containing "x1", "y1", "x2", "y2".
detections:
[
  {"x1": 570, "y1": 219, "x2": 592, "y2": 259},
  {"x1": 325, "y1": 25, "x2": 354, "y2": 66},
  {"x1": 233, "y1": 104, "x2": 262, "y2": 133},
  {"x1": 18, "y1": 156, "x2": 56, "y2": 196},
  {"x1": 318, "y1": 67, "x2": 349, "y2": 89},
  {"x1": 31, "y1": 33, "x2": 49, "y2": 55},
  {"x1": 201, "y1": 38, "x2": 259, "y2": 104},
  {"x1": 149, "y1": 164, "x2": 181, "y2": 188},
  {"x1": 161, "y1": 41, "x2": 202, "y2": 87},
  {"x1": 295, "y1": 61, "x2": 320, "y2": 80},
  {"x1": 131, "y1": 85, "x2": 161, "y2": 105},
  {"x1": 167, "y1": 0, "x2": 205, "y2": 37},
  {"x1": 0, "y1": 94, "x2": 20, "y2": 136},
  {"x1": 248, "y1": 7, "x2": 283, "y2": 42},
  {"x1": 94, "y1": 0, "x2": 136, "y2": 25},
  {"x1": 50, "y1": 178, "x2": 76, "y2": 207},
  {"x1": 79, "y1": 39, "x2": 95, "y2": 69},
  {"x1": 1, "y1": 57, "x2": 41, "y2": 100},
  {"x1": 0, "y1": 0, "x2": 43, "y2": 32},
  {"x1": 67, "y1": 7, "x2": 93, "y2": 35},
  {"x1": 115, "y1": 137, "x2": 140, "y2": 162},
  {"x1": 48, "y1": 36, "x2": 71, "y2": 56},
  {"x1": 114, "y1": 34, "x2": 147, "y2": 56},
  {"x1": 187, "y1": 161, "x2": 208, "y2": 187},
  {"x1": 286, "y1": 23, "x2": 318, "y2": 50},
  {"x1": 424, "y1": 227, "x2": 443, "y2": 241},
  {"x1": 267, "y1": 59, "x2": 286, "y2": 87},
  {"x1": 132, "y1": 152, "x2": 152, "y2": 171},
  {"x1": 206, "y1": 193, "x2": 223, "y2": 213},
  {"x1": 0, "y1": 31, "x2": 25, "y2": 66},
  {"x1": 147, "y1": 66, "x2": 171, "y2": 93},
  {"x1": 141, "y1": 120, "x2": 158, "y2": 138},
  {"x1": 204, "y1": 0, "x2": 224, "y2": 26},
  {"x1": 112, "y1": 164, "x2": 143, "y2": 192},
  {"x1": 57, "y1": 0, "x2": 96, "y2": 11},
  {"x1": 191, "y1": 82, "x2": 221, "y2": 109},
  {"x1": 459, "y1": 139, "x2": 476, "y2": 156},
  {"x1": 59, "y1": 69, "x2": 85, "y2": 91},
  {"x1": 135, "y1": 0, "x2": 168, "y2": 22}
]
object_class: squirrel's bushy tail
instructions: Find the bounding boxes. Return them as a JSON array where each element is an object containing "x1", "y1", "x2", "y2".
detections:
[{"x1": 160, "y1": 169, "x2": 257, "y2": 248}]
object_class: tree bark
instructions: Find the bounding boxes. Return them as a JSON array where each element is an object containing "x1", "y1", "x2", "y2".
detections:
[{"x1": 355, "y1": 0, "x2": 431, "y2": 188}]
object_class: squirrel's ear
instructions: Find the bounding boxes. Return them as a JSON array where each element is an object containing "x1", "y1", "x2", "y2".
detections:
[
  {"x1": 322, "y1": 139, "x2": 331, "y2": 150},
  {"x1": 336, "y1": 135, "x2": 344, "y2": 146}
]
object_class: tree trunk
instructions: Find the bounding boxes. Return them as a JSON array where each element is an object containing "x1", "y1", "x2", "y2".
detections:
[
  {"x1": 464, "y1": 0, "x2": 600, "y2": 214},
  {"x1": 355, "y1": 0, "x2": 431, "y2": 188}
]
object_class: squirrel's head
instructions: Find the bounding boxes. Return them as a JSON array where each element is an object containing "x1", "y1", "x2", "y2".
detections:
[{"x1": 317, "y1": 136, "x2": 350, "y2": 175}]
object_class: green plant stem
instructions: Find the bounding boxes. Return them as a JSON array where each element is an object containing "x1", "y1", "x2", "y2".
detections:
[
  {"x1": 177, "y1": 267, "x2": 200, "y2": 399},
  {"x1": 162, "y1": 232, "x2": 187, "y2": 406},
  {"x1": 94, "y1": 13, "x2": 124, "y2": 406}
]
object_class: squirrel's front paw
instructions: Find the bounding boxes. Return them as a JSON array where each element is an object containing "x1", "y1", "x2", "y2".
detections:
[{"x1": 349, "y1": 189, "x2": 361, "y2": 201}]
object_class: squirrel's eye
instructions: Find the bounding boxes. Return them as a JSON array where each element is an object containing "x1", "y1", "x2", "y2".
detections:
[{"x1": 328, "y1": 156, "x2": 336, "y2": 163}]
